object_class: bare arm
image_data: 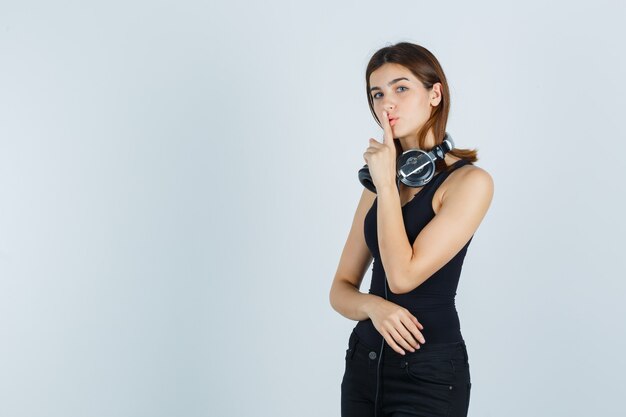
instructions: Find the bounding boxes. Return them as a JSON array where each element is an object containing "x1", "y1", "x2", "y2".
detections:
[
  {"x1": 329, "y1": 281, "x2": 384, "y2": 321},
  {"x1": 329, "y1": 187, "x2": 428, "y2": 355},
  {"x1": 379, "y1": 167, "x2": 494, "y2": 294},
  {"x1": 329, "y1": 188, "x2": 383, "y2": 320}
]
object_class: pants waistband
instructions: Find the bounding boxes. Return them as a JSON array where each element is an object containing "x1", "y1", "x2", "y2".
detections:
[{"x1": 347, "y1": 329, "x2": 468, "y2": 367}]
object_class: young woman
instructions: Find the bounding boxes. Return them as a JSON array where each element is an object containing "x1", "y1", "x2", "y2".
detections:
[{"x1": 329, "y1": 42, "x2": 494, "y2": 417}]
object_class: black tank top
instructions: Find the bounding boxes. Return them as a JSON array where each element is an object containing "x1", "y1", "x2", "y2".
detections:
[{"x1": 353, "y1": 159, "x2": 474, "y2": 349}]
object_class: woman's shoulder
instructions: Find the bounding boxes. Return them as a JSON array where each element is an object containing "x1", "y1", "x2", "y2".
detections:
[
  {"x1": 354, "y1": 186, "x2": 378, "y2": 216},
  {"x1": 460, "y1": 160, "x2": 492, "y2": 181},
  {"x1": 448, "y1": 161, "x2": 494, "y2": 199},
  {"x1": 437, "y1": 159, "x2": 494, "y2": 206}
]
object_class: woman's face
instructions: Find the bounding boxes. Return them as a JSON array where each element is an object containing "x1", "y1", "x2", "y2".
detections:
[{"x1": 368, "y1": 63, "x2": 440, "y2": 143}]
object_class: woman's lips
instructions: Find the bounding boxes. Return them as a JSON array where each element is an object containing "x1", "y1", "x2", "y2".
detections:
[{"x1": 389, "y1": 118, "x2": 398, "y2": 126}]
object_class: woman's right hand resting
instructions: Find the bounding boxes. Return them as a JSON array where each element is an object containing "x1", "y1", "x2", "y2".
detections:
[{"x1": 368, "y1": 298, "x2": 426, "y2": 355}]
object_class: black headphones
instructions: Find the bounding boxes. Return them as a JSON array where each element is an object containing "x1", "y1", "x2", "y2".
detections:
[{"x1": 358, "y1": 132, "x2": 455, "y2": 193}]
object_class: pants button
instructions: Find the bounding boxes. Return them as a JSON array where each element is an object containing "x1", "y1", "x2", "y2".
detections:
[{"x1": 369, "y1": 351, "x2": 377, "y2": 360}]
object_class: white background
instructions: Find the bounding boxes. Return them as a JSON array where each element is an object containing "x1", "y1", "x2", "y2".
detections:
[{"x1": 1, "y1": 1, "x2": 625, "y2": 416}]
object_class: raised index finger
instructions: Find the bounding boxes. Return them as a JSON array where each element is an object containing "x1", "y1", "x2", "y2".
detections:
[{"x1": 381, "y1": 110, "x2": 394, "y2": 146}]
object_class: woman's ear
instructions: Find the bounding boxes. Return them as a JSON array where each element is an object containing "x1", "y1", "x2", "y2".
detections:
[{"x1": 430, "y1": 82, "x2": 443, "y2": 106}]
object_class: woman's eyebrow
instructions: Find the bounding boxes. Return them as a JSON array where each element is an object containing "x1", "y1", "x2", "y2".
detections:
[{"x1": 369, "y1": 77, "x2": 410, "y2": 92}]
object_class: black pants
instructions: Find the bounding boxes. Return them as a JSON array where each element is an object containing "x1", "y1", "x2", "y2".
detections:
[{"x1": 341, "y1": 330, "x2": 472, "y2": 417}]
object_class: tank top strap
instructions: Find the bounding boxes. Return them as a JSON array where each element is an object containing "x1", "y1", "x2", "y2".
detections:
[{"x1": 423, "y1": 159, "x2": 472, "y2": 194}]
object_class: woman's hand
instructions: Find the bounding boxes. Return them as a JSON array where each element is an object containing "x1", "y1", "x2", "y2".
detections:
[
  {"x1": 363, "y1": 110, "x2": 397, "y2": 191},
  {"x1": 368, "y1": 298, "x2": 426, "y2": 355}
]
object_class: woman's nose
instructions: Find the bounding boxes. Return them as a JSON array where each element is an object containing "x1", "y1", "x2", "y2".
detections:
[
  {"x1": 382, "y1": 104, "x2": 394, "y2": 115},
  {"x1": 381, "y1": 97, "x2": 395, "y2": 110}
]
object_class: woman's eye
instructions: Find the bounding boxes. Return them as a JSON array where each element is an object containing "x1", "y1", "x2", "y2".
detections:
[{"x1": 372, "y1": 86, "x2": 408, "y2": 100}]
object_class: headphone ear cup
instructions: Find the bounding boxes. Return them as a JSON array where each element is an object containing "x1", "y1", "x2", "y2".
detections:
[
  {"x1": 358, "y1": 164, "x2": 378, "y2": 194},
  {"x1": 396, "y1": 149, "x2": 436, "y2": 187},
  {"x1": 358, "y1": 133, "x2": 454, "y2": 191}
]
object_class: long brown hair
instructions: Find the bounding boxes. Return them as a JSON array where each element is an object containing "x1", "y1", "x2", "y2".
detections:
[{"x1": 365, "y1": 42, "x2": 479, "y2": 171}]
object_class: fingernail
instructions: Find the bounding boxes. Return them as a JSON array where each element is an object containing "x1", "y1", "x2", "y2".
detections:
[{"x1": 417, "y1": 345, "x2": 420, "y2": 349}]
